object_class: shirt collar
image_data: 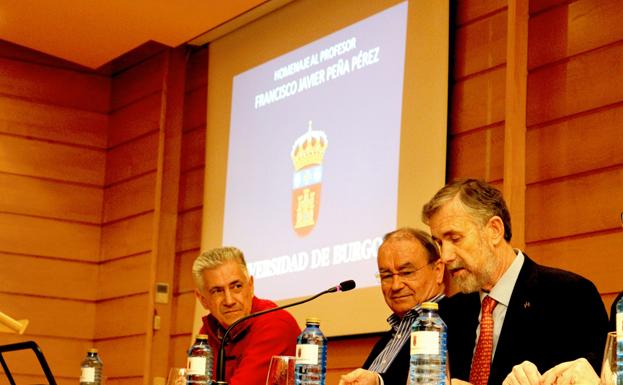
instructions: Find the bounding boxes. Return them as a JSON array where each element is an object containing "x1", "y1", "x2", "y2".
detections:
[
  {"x1": 481, "y1": 249, "x2": 524, "y2": 307},
  {"x1": 387, "y1": 293, "x2": 446, "y2": 330}
]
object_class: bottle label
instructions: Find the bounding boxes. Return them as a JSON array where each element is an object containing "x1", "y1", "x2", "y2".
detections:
[
  {"x1": 80, "y1": 367, "x2": 95, "y2": 382},
  {"x1": 617, "y1": 313, "x2": 623, "y2": 340},
  {"x1": 295, "y1": 344, "x2": 319, "y2": 365},
  {"x1": 187, "y1": 356, "x2": 207, "y2": 375},
  {"x1": 410, "y1": 330, "x2": 440, "y2": 355}
]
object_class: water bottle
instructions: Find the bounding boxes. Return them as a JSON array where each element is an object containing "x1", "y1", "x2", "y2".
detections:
[
  {"x1": 186, "y1": 334, "x2": 213, "y2": 385},
  {"x1": 409, "y1": 302, "x2": 447, "y2": 385},
  {"x1": 79, "y1": 348, "x2": 103, "y2": 385},
  {"x1": 295, "y1": 317, "x2": 327, "y2": 385},
  {"x1": 616, "y1": 296, "x2": 623, "y2": 385}
]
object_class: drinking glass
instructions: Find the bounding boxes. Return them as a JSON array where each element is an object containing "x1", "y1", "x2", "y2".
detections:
[
  {"x1": 167, "y1": 367, "x2": 187, "y2": 385},
  {"x1": 601, "y1": 331, "x2": 618, "y2": 385},
  {"x1": 265, "y1": 355, "x2": 296, "y2": 385}
]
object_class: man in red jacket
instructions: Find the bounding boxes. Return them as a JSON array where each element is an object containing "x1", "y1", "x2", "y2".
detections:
[{"x1": 193, "y1": 246, "x2": 301, "y2": 385}]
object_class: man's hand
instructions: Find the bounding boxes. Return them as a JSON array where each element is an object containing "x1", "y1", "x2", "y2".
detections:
[
  {"x1": 541, "y1": 358, "x2": 599, "y2": 385},
  {"x1": 502, "y1": 361, "x2": 541, "y2": 385},
  {"x1": 338, "y1": 368, "x2": 380, "y2": 385}
]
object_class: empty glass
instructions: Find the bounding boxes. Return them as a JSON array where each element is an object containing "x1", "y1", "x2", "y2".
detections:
[
  {"x1": 265, "y1": 355, "x2": 295, "y2": 385},
  {"x1": 601, "y1": 331, "x2": 618, "y2": 385},
  {"x1": 167, "y1": 368, "x2": 187, "y2": 385}
]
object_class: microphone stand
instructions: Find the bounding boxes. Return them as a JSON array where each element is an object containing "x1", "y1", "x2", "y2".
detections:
[{"x1": 212, "y1": 284, "x2": 345, "y2": 385}]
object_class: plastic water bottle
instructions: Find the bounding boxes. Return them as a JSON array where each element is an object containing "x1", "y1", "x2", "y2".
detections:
[
  {"x1": 616, "y1": 296, "x2": 623, "y2": 385},
  {"x1": 80, "y1": 348, "x2": 103, "y2": 385},
  {"x1": 409, "y1": 302, "x2": 447, "y2": 385},
  {"x1": 186, "y1": 334, "x2": 213, "y2": 385},
  {"x1": 295, "y1": 317, "x2": 327, "y2": 385}
]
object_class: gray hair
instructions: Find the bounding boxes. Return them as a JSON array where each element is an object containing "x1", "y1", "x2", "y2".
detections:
[
  {"x1": 192, "y1": 246, "x2": 249, "y2": 290},
  {"x1": 381, "y1": 227, "x2": 440, "y2": 263},
  {"x1": 421, "y1": 178, "x2": 512, "y2": 241}
]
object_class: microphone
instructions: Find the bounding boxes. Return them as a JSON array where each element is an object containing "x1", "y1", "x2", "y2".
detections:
[{"x1": 213, "y1": 280, "x2": 356, "y2": 385}]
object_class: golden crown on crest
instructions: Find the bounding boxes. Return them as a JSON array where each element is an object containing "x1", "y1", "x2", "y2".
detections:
[{"x1": 290, "y1": 121, "x2": 328, "y2": 171}]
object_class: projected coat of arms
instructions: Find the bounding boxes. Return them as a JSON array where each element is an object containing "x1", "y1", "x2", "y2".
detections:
[{"x1": 290, "y1": 121, "x2": 328, "y2": 236}]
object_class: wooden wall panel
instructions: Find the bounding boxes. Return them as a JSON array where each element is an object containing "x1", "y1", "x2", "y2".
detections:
[
  {"x1": 455, "y1": 0, "x2": 507, "y2": 26},
  {"x1": 176, "y1": 249, "x2": 199, "y2": 293},
  {"x1": 100, "y1": 212, "x2": 154, "y2": 261},
  {"x1": 103, "y1": 172, "x2": 157, "y2": 223},
  {"x1": 171, "y1": 292, "x2": 195, "y2": 335},
  {"x1": 110, "y1": 52, "x2": 165, "y2": 111},
  {"x1": 0, "y1": 135, "x2": 106, "y2": 185},
  {"x1": 326, "y1": 335, "x2": 381, "y2": 385},
  {"x1": 104, "y1": 132, "x2": 159, "y2": 185},
  {"x1": 525, "y1": 169, "x2": 623, "y2": 242},
  {"x1": 180, "y1": 128, "x2": 206, "y2": 172},
  {"x1": 526, "y1": 231, "x2": 623, "y2": 294},
  {"x1": 96, "y1": 336, "x2": 147, "y2": 377},
  {"x1": 526, "y1": 105, "x2": 623, "y2": 184},
  {"x1": 529, "y1": 0, "x2": 623, "y2": 69},
  {"x1": 450, "y1": 67, "x2": 506, "y2": 133},
  {"x1": 108, "y1": 93, "x2": 161, "y2": 148},
  {"x1": 98, "y1": 253, "x2": 152, "y2": 300},
  {"x1": 95, "y1": 294, "x2": 150, "y2": 339},
  {"x1": 529, "y1": 0, "x2": 568, "y2": 15},
  {"x1": 183, "y1": 88, "x2": 207, "y2": 132},
  {"x1": 0, "y1": 173, "x2": 103, "y2": 223},
  {"x1": 0, "y1": 293, "x2": 95, "y2": 339},
  {"x1": 185, "y1": 48, "x2": 208, "y2": 93},
  {"x1": 175, "y1": 208, "x2": 202, "y2": 253},
  {"x1": 178, "y1": 168, "x2": 204, "y2": 212},
  {"x1": 169, "y1": 336, "x2": 192, "y2": 368},
  {"x1": 0, "y1": 57, "x2": 110, "y2": 112},
  {"x1": 0, "y1": 212, "x2": 100, "y2": 260},
  {"x1": 0, "y1": 253, "x2": 97, "y2": 300},
  {"x1": 448, "y1": 124, "x2": 505, "y2": 181},
  {"x1": 527, "y1": 44, "x2": 623, "y2": 126},
  {"x1": 454, "y1": 10, "x2": 507, "y2": 79},
  {"x1": 0, "y1": 96, "x2": 108, "y2": 148}
]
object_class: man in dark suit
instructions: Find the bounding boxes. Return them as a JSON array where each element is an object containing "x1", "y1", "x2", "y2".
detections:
[
  {"x1": 339, "y1": 228, "x2": 446, "y2": 385},
  {"x1": 421, "y1": 179, "x2": 608, "y2": 385}
]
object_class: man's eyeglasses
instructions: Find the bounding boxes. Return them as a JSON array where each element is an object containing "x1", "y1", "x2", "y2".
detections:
[{"x1": 375, "y1": 263, "x2": 431, "y2": 285}]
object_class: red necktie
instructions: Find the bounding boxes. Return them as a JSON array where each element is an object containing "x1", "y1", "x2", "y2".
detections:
[{"x1": 469, "y1": 295, "x2": 498, "y2": 385}]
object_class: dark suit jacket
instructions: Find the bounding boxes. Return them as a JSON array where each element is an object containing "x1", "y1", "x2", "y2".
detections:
[
  {"x1": 443, "y1": 255, "x2": 608, "y2": 385},
  {"x1": 362, "y1": 297, "x2": 450, "y2": 385},
  {"x1": 610, "y1": 291, "x2": 622, "y2": 331}
]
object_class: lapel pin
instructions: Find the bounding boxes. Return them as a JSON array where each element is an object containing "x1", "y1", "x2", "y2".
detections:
[{"x1": 523, "y1": 301, "x2": 531, "y2": 309}]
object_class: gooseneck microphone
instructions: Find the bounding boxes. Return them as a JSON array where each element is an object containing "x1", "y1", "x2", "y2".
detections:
[{"x1": 213, "y1": 280, "x2": 356, "y2": 385}]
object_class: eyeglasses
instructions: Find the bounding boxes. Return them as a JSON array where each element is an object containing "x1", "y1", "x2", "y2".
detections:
[{"x1": 375, "y1": 263, "x2": 431, "y2": 285}]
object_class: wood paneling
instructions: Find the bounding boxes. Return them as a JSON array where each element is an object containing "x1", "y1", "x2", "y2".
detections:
[
  {"x1": 103, "y1": 172, "x2": 156, "y2": 223},
  {"x1": 169, "y1": 335, "x2": 192, "y2": 368},
  {"x1": 0, "y1": 253, "x2": 97, "y2": 300},
  {"x1": 325, "y1": 335, "x2": 381, "y2": 385},
  {"x1": 451, "y1": 67, "x2": 506, "y2": 133},
  {"x1": 105, "y1": 132, "x2": 159, "y2": 185},
  {"x1": 527, "y1": 44, "x2": 623, "y2": 126},
  {"x1": 180, "y1": 128, "x2": 205, "y2": 172},
  {"x1": 185, "y1": 48, "x2": 208, "y2": 92},
  {"x1": 178, "y1": 168, "x2": 204, "y2": 211},
  {"x1": 448, "y1": 124, "x2": 504, "y2": 181},
  {"x1": 526, "y1": 105, "x2": 623, "y2": 184},
  {"x1": 0, "y1": 57, "x2": 110, "y2": 112},
  {"x1": 183, "y1": 87, "x2": 207, "y2": 132},
  {"x1": 0, "y1": 212, "x2": 100, "y2": 260},
  {"x1": 108, "y1": 93, "x2": 161, "y2": 148},
  {"x1": 175, "y1": 208, "x2": 202, "y2": 253},
  {"x1": 96, "y1": 335, "x2": 147, "y2": 377},
  {"x1": 171, "y1": 292, "x2": 195, "y2": 335},
  {"x1": 0, "y1": 134, "x2": 106, "y2": 185},
  {"x1": 0, "y1": 293, "x2": 95, "y2": 339},
  {"x1": 455, "y1": 0, "x2": 507, "y2": 26},
  {"x1": 110, "y1": 52, "x2": 165, "y2": 111},
  {"x1": 176, "y1": 249, "x2": 199, "y2": 293},
  {"x1": 0, "y1": 173, "x2": 103, "y2": 223},
  {"x1": 454, "y1": 10, "x2": 507, "y2": 79},
  {"x1": 525, "y1": 169, "x2": 623, "y2": 242},
  {"x1": 98, "y1": 252, "x2": 152, "y2": 300},
  {"x1": 526, "y1": 231, "x2": 623, "y2": 294},
  {"x1": 529, "y1": 0, "x2": 623, "y2": 69},
  {"x1": 95, "y1": 295, "x2": 150, "y2": 339},
  {"x1": 100, "y1": 212, "x2": 154, "y2": 261},
  {"x1": 0, "y1": 96, "x2": 108, "y2": 148}
]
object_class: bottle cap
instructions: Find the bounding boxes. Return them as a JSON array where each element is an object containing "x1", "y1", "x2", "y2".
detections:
[
  {"x1": 421, "y1": 302, "x2": 439, "y2": 310},
  {"x1": 306, "y1": 317, "x2": 320, "y2": 325},
  {"x1": 88, "y1": 348, "x2": 98, "y2": 353},
  {"x1": 196, "y1": 334, "x2": 209, "y2": 340}
]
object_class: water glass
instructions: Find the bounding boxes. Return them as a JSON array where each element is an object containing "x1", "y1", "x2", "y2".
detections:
[
  {"x1": 601, "y1": 331, "x2": 618, "y2": 385},
  {"x1": 265, "y1": 355, "x2": 296, "y2": 385},
  {"x1": 167, "y1": 367, "x2": 187, "y2": 385}
]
